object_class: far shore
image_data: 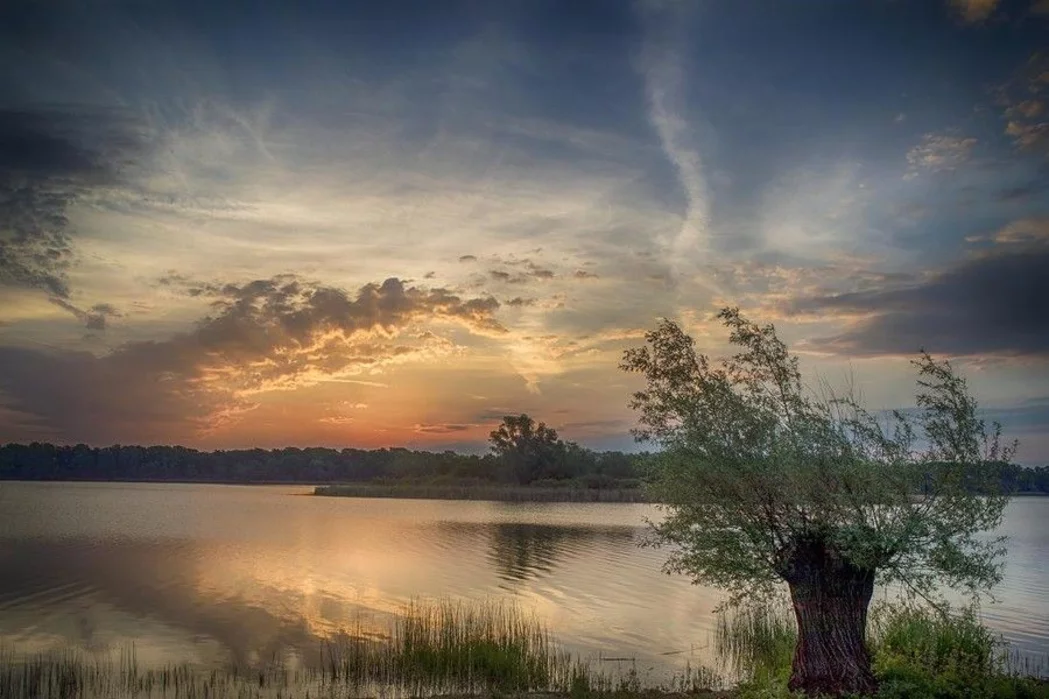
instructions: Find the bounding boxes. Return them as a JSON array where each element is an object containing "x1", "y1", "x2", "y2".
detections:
[
  {"x1": 2, "y1": 478, "x2": 1046, "y2": 501},
  {"x1": 313, "y1": 483, "x2": 652, "y2": 502}
]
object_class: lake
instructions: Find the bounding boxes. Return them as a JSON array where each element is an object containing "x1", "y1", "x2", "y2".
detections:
[{"x1": 0, "y1": 482, "x2": 1046, "y2": 682}]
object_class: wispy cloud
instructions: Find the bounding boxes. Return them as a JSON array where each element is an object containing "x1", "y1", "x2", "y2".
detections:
[{"x1": 636, "y1": 0, "x2": 718, "y2": 300}]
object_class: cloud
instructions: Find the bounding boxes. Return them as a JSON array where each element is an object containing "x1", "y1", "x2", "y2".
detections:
[
  {"x1": 996, "y1": 53, "x2": 1049, "y2": 156},
  {"x1": 0, "y1": 275, "x2": 503, "y2": 443},
  {"x1": 635, "y1": 0, "x2": 717, "y2": 297},
  {"x1": 458, "y1": 255, "x2": 477, "y2": 262},
  {"x1": 950, "y1": 0, "x2": 1001, "y2": 22},
  {"x1": 573, "y1": 269, "x2": 599, "y2": 280},
  {"x1": 487, "y1": 260, "x2": 556, "y2": 284},
  {"x1": 904, "y1": 133, "x2": 977, "y2": 177},
  {"x1": 791, "y1": 222, "x2": 1049, "y2": 357},
  {"x1": 412, "y1": 422, "x2": 478, "y2": 434},
  {"x1": 971, "y1": 217, "x2": 1049, "y2": 245},
  {"x1": 1006, "y1": 120, "x2": 1049, "y2": 152},
  {"x1": 48, "y1": 299, "x2": 122, "y2": 331},
  {"x1": 0, "y1": 107, "x2": 150, "y2": 325}
]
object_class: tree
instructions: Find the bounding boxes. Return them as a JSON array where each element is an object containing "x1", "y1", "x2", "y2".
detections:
[
  {"x1": 489, "y1": 414, "x2": 567, "y2": 484},
  {"x1": 620, "y1": 308, "x2": 1015, "y2": 696}
]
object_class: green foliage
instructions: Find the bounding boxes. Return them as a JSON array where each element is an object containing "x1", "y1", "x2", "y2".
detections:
[
  {"x1": 621, "y1": 308, "x2": 1016, "y2": 608},
  {"x1": 869, "y1": 606, "x2": 1048, "y2": 699}
]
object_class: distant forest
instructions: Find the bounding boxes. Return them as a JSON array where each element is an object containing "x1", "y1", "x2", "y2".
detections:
[
  {"x1": 1, "y1": 442, "x2": 1048, "y2": 494},
  {"x1": 0, "y1": 441, "x2": 649, "y2": 489}
]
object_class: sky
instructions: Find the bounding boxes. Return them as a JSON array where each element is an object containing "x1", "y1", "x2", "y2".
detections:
[{"x1": 1, "y1": 0, "x2": 1047, "y2": 462}]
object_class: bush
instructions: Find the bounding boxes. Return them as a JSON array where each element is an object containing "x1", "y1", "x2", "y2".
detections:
[{"x1": 870, "y1": 606, "x2": 1049, "y2": 699}]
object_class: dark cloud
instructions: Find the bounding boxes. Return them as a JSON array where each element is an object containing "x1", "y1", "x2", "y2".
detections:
[
  {"x1": 0, "y1": 107, "x2": 149, "y2": 325},
  {"x1": 792, "y1": 236, "x2": 1049, "y2": 357},
  {"x1": 487, "y1": 260, "x2": 556, "y2": 284},
  {"x1": 573, "y1": 269, "x2": 599, "y2": 279},
  {"x1": 983, "y1": 396, "x2": 1049, "y2": 435},
  {"x1": 458, "y1": 255, "x2": 477, "y2": 262},
  {"x1": 472, "y1": 408, "x2": 518, "y2": 423},
  {"x1": 505, "y1": 296, "x2": 536, "y2": 307},
  {"x1": 48, "y1": 298, "x2": 122, "y2": 331},
  {"x1": 556, "y1": 418, "x2": 633, "y2": 433},
  {"x1": 413, "y1": 423, "x2": 476, "y2": 434},
  {"x1": 997, "y1": 182, "x2": 1045, "y2": 202},
  {"x1": 0, "y1": 275, "x2": 503, "y2": 443}
]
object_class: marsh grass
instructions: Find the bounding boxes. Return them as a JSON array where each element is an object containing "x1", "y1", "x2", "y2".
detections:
[
  {"x1": 714, "y1": 604, "x2": 796, "y2": 685},
  {"x1": 0, "y1": 600, "x2": 597, "y2": 699},
  {"x1": 318, "y1": 599, "x2": 578, "y2": 693}
]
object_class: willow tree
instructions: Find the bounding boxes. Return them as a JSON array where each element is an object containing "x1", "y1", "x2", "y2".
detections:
[{"x1": 620, "y1": 308, "x2": 1014, "y2": 696}]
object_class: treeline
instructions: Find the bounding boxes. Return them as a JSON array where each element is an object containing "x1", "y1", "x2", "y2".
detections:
[
  {"x1": 1, "y1": 441, "x2": 1046, "y2": 494},
  {"x1": 994, "y1": 462, "x2": 1049, "y2": 494},
  {"x1": 0, "y1": 441, "x2": 649, "y2": 488}
]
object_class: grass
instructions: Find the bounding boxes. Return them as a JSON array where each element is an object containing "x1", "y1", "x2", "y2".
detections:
[
  {"x1": 0, "y1": 600, "x2": 614, "y2": 699},
  {"x1": 1, "y1": 600, "x2": 1046, "y2": 698},
  {"x1": 713, "y1": 602, "x2": 1049, "y2": 699},
  {"x1": 714, "y1": 604, "x2": 797, "y2": 685},
  {"x1": 319, "y1": 600, "x2": 579, "y2": 693},
  {"x1": 313, "y1": 484, "x2": 649, "y2": 503}
]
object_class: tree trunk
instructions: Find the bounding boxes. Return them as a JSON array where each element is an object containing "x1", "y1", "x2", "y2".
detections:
[{"x1": 782, "y1": 536, "x2": 878, "y2": 696}]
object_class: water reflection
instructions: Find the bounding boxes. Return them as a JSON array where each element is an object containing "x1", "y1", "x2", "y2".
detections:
[
  {"x1": 0, "y1": 538, "x2": 329, "y2": 668},
  {"x1": 430, "y1": 520, "x2": 637, "y2": 584},
  {"x1": 0, "y1": 483, "x2": 1045, "y2": 679},
  {"x1": 487, "y1": 523, "x2": 636, "y2": 583}
]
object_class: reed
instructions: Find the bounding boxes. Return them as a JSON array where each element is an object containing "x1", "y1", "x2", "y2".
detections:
[{"x1": 0, "y1": 600, "x2": 587, "y2": 698}]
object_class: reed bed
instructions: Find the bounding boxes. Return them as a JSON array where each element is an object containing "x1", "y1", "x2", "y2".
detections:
[{"x1": 0, "y1": 600, "x2": 596, "y2": 699}]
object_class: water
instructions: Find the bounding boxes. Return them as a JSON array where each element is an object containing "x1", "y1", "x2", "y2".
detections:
[{"x1": 0, "y1": 482, "x2": 1046, "y2": 679}]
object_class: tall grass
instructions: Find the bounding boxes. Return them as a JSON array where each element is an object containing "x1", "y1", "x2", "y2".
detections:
[
  {"x1": 714, "y1": 603, "x2": 796, "y2": 684},
  {"x1": 319, "y1": 599, "x2": 577, "y2": 693},
  {"x1": 0, "y1": 600, "x2": 586, "y2": 699}
]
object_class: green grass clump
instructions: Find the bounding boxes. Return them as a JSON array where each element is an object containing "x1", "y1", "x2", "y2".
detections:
[
  {"x1": 715, "y1": 604, "x2": 796, "y2": 686},
  {"x1": 869, "y1": 605, "x2": 1048, "y2": 699},
  {"x1": 720, "y1": 602, "x2": 1049, "y2": 699},
  {"x1": 320, "y1": 599, "x2": 575, "y2": 693}
]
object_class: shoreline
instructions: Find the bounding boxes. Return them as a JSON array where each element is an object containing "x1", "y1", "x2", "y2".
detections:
[
  {"x1": 313, "y1": 483, "x2": 652, "y2": 502},
  {"x1": 3, "y1": 478, "x2": 1046, "y2": 501}
]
